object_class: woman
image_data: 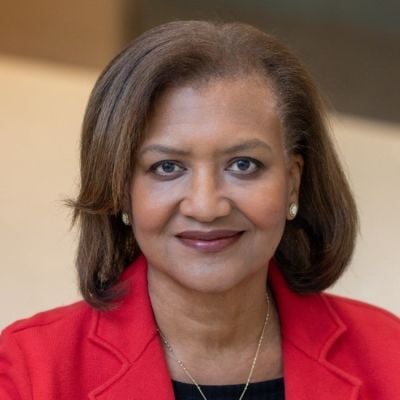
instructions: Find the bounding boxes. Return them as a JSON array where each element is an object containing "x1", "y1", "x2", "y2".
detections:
[{"x1": 1, "y1": 20, "x2": 399, "y2": 400}]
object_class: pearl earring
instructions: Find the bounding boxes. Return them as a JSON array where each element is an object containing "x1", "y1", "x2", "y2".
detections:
[
  {"x1": 288, "y1": 203, "x2": 298, "y2": 219},
  {"x1": 121, "y1": 212, "x2": 131, "y2": 226}
]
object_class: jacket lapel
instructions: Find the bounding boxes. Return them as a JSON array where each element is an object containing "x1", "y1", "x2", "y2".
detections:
[
  {"x1": 90, "y1": 338, "x2": 175, "y2": 400},
  {"x1": 268, "y1": 260, "x2": 362, "y2": 400},
  {"x1": 88, "y1": 254, "x2": 175, "y2": 400}
]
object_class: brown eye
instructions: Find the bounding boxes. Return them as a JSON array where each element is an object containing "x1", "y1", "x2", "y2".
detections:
[
  {"x1": 227, "y1": 158, "x2": 262, "y2": 174},
  {"x1": 151, "y1": 160, "x2": 185, "y2": 176}
]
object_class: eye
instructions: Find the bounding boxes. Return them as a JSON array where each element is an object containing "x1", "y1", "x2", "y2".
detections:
[
  {"x1": 227, "y1": 158, "x2": 262, "y2": 174},
  {"x1": 150, "y1": 160, "x2": 186, "y2": 177}
]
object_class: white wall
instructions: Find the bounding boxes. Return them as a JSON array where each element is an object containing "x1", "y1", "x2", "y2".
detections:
[{"x1": 0, "y1": 56, "x2": 399, "y2": 329}]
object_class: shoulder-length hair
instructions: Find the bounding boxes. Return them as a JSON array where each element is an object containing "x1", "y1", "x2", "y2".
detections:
[{"x1": 69, "y1": 20, "x2": 358, "y2": 309}]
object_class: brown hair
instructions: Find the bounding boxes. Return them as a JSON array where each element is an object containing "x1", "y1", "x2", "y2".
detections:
[{"x1": 69, "y1": 20, "x2": 358, "y2": 309}]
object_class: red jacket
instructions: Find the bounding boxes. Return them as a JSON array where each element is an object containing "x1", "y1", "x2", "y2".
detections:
[{"x1": 1, "y1": 254, "x2": 399, "y2": 399}]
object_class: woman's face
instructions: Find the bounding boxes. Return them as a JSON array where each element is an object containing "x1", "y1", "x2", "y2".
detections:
[{"x1": 130, "y1": 76, "x2": 302, "y2": 294}]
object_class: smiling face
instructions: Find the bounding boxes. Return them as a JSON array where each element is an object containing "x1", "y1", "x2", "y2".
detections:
[{"x1": 130, "y1": 76, "x2": 302, "y2": 294}]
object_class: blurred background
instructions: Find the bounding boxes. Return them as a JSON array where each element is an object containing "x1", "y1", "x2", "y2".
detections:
[{"x1": 0, "y1": 0, "x2": 399, "y2": 329}]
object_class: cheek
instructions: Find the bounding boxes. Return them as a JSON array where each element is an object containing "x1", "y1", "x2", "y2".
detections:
[
  {"x1": 237, "y1": 179, "x2": 288, "y2": 231},
  {"x1": 130, "y1": 177, "x2": 177, "y2": 233},
  {"x1": 131, "y1": 169, "x2": 290, "y2": 234}
]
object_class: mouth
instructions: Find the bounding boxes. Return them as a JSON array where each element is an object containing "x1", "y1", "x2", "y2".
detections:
[{"x1": 175, "y1": 230, "x2": 244, "y2": 253}]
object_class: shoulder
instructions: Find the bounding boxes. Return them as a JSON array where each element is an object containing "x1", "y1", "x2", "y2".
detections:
[
  {"x1": 322, "y1": 292, "x2": 399, "y2": 327},
  {"x1": 0, "y1": 301, "x2": 126, "y2": 398},
  {"x1": 321, "y1": 292, "x2": 400, "y2": 347},
  {"x1": 1, "y1": 300, "x2": 93, "y2": 349}
]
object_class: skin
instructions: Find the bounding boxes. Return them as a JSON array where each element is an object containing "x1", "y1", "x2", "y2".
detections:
[{"x1": 130, "y1": 75, "x2": 303, "y2": 384}]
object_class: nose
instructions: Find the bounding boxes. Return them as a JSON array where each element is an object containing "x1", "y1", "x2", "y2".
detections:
[{"x1": 179, "y1": 170, "x2": 232, "y2": 222}]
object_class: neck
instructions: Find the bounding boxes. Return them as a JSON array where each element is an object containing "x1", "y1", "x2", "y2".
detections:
[
  {"x1": 147, "y1": 266, "x2": 283, "y2": 384},
  {"x1": 149, "y1": 267, "x2": 269, "y2": 349}
]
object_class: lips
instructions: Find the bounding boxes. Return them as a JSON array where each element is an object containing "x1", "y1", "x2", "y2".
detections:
[
  {"x1": 177, "y1": 230, "x2": 241, "y2": 240},
  {"x1": 176, "y1": 230, "x2": 244, "y2": 252}
]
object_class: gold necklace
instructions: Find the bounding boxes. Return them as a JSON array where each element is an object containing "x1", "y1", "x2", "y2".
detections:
[{"x1": 158, "y1": 291, "x2": 271, "y2": 400}]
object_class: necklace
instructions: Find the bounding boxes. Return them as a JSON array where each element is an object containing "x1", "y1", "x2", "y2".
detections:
[{"x1": 158, "y1": 291, "x2": 271, "y2": 400}]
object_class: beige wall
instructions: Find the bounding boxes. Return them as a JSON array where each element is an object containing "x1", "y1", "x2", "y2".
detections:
[
  {"x1": 329, "y1": 115, "x2": 400, "y2": 310},
  {"x1": 0, "y1": 56, "x2": 399, "y2": 329}
]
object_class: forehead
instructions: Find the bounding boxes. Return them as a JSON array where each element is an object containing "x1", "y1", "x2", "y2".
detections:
[{"x1": 142, "y1": 76, "x2": 282, "y2": 150}]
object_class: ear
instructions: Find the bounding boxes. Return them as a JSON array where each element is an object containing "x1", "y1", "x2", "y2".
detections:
[{"x1": 286, "y1": 154, "x2": 303, "y2": 216}]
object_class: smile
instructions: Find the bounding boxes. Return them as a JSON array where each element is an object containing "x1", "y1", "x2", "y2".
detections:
[{"x1": 175, "y1": 230, "x2": 244, "y2": 253}]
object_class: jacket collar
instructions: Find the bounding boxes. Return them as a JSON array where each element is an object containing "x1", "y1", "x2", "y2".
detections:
[
  {"x1": 88, "y1": 254, "x2": 362, "y2": 399},
  {"x1": 87, "y1": 254, "x2": 175, "y2": 399},
  {"x1": 268, "y1": 260, "x2": 362, "y2": 399}
]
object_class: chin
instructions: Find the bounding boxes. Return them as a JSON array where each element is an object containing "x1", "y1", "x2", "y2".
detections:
[{"x1": 170, "y1": 260, "x2": 265, "y2": 295}]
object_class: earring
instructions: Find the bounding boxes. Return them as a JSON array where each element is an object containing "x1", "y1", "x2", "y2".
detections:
[
  {"x1": 288, "y1": 203, "x2": 298, "y2": 219},
  {"x1": 121, "y1": 212, "x2": 131, "y2": 226}
]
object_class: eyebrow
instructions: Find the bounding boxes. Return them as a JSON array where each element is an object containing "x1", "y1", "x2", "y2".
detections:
[{"x1": 139, "y1": 138, "x2": 272, "y2": 157}]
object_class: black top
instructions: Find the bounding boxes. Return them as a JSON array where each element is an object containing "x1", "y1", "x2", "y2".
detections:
[{"x1": 172, "y1": 377, "x2": 285, "y2": 400}]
